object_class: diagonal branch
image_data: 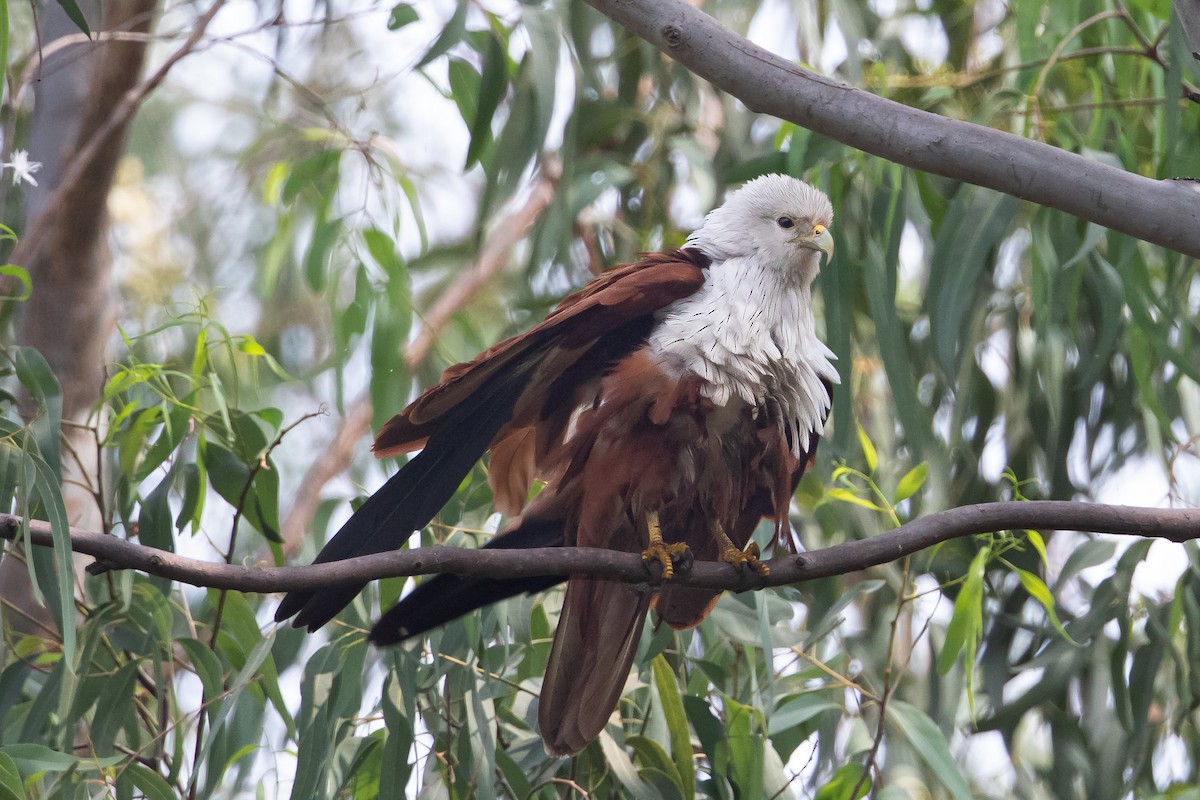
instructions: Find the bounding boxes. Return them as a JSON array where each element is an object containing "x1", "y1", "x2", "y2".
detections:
[
  {"x1": 582, "y1": 0, "x2": 1200, "y2": 258},
  {"x1": 7, "y1": 502, "x2": 1199, "y2": 595}
]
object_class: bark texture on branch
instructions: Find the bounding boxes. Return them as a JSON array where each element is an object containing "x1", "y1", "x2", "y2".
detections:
[
  {"x1": 6, "y1": 502, "x2": 1198, "y2": 595},
  {"x1": 583, "y1": 0, "x2": 1200, "y2": 258}
]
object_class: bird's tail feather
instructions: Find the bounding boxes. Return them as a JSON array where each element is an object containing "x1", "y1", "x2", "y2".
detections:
[
  {"x1": 369, "y1": 515, "x2": 566, "y2": 645},
  {"x1": 538, "y1": 576, "x2": 650, "y2": 756},
  {"x1": 275, "y1": 362, "x2": 535, "y2": 631}
]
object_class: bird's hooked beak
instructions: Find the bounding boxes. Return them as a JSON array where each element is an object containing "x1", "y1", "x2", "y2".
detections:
[{"x1": 797, "y1": 224, "x2": 834, "y2": 266}]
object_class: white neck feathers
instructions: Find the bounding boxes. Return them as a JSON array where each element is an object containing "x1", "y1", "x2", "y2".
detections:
[{"x1": 647, "y1": 251, "x2": 839, "y2": 451}]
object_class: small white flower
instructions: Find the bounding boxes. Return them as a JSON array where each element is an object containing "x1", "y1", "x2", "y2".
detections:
[{"x1": 4, "y1": 150, "x2": 42, "y2": 187}]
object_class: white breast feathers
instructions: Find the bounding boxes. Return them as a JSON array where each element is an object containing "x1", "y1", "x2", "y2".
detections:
[{"x1": 646, "y1": 253, "x2": 839, "y2": 452}]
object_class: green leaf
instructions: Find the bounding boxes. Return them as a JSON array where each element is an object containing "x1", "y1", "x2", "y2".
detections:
[
  {"x1": 304, "y1": 218, "x2": 341, "y2": 292},
  {"x1": 626, "y1": 736, "x2": 684, "y2": 799},
  {"x1": 139, "y1": 471, "x2": 175, "y2": 555},
  {"x1": 465, "y1": 34, "x2": 509, "y2": 168},
  {"x1": 386, "y1": 3, "x2": 418, "y2": 30},
  {"x1": 599, "y1": 731, "x2": 664, "y2": 800},
  {"x1": 937, "y1": 548, "x2": 987, "y2": 676},
  {"x1": 0, "y1": 266, "x2": 30, "y2": 301},
  {"x1": 1014, "y1": 567, "x2": 1078, "y2": 644},
  {"x1": 417, "y1": 0, "x2": 467, "y2": 67},
  {"x1": 53, "y1": 0, "x2": 90, "y2": 37},
  {"x1": 447, "y1": 57, "x2": 482, "y2": 130},
  {"x1": 0, "y1": 744, "x2": 122, "y2": 773},
  {"x1": 281, "y1": 149, "x2": 340, "y2": 206},
  {"x1": 203, "y1": 444, "x2": 281, "y2": 541},
  {"x1": 806, "y1": 580, "x2": 886, "y2": 645},
  {"x1": 89, "y1": 661, "x2": 139, "y2": 755},
  {"x1": 651, "y1": 655, "x2": 695, "y2": 800},
  {"x1": 1024, "y1": 529, "x2": 1049, "y2": 566},
  {"x1": 188, "y1": 631, "x2": 278, "y2": 796},
  {"x1": 861, "y1": 172, "x2": 931, "y2": 458},
  {"x1": 856, "y1": 423, "x2": 877, "y2": 473},
  {"x1": 816, "y1": 763, "x2": 871, "y2": 800},
  {"x1": 24, "y1": 444, "x2": 76, "y2": 670},
  {"x1": 893, "y1": 462, "x2": 928, "y2": 503},
  {"x1": 0, "y1": 752, "x2": 25, "y2": 800},
  {"x1": 926, "y1": 188, "x2": 1019, "y2": 376},
  {"x1": 719, "y1": 696, "x2": 765, "y2": 800},
  {"x1": 179, "y1": 638, "x2": 227, "y2": 705},
  {"x1": 768, "y1": 693, "x2": 842, "y2": 736},
  {"x1": 125, "y1": 763, "x2": 177, "y2": 800},
  {"x1": 824, "y1": 487, "x2": 884, "y2": 512},
  {"x1": 13, "y1": 346, "x2": 63, "y2": 480},
  {"x1": 888, "y1": 700, "x2": 972, "y2": 799}
]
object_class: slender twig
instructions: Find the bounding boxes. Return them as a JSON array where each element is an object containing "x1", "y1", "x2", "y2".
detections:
[
  {"x1": 5, "y1": 502, "x2": 1199, "y2": 594},
  {"x1": 212, "y1": 408, "x2": 322, "y2": 639},
  {"x1": 880, "y1": 45, "x2": 1162, "y2": 91},
  {"x1": 852, "y1": 558, "x2": 911, "y2": 798}
]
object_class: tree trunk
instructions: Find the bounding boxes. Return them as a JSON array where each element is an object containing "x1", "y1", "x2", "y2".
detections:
[{"x1": 0, "y1": 0, "x2": 158, "y2": 643}]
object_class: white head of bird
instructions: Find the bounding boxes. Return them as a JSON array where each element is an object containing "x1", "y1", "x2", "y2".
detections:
[
  {"x1": 687, "y1": 174, "x2": 834, "y2": 287},
  {"x1": 649, "y1": 174, "x2": 840, "y2": 424}
]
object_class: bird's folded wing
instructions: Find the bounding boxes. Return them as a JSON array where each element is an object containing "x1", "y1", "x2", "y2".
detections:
[{"x1": 372, "y1": 250, "x2": 708, "y2": 458}]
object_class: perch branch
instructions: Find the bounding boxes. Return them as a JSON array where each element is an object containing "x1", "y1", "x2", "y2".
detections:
[{"x1": 4, "y1": 502, "x2": 1198, "y2": 594}]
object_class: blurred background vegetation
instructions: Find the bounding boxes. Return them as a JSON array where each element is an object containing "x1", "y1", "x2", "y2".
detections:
[{"x1": 0, "y1": 0, "x2": 1197, "y2": 797}]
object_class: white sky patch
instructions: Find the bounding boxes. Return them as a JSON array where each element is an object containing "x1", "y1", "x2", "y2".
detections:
[
  {"x1": 976, "y1": 327, "x2": 1011, "y2": 390},
  {"x1": 1013, "y1": 711, "x2": 1054, "y2": 771},
  {"x1": 993, "y1": 229, "x2": 1029, "y2": 290},
  {"x1": 909, "y1": 573, "x2": 951, "y2": 675},
  {"x1": 820, "y1": 17, "x2": 849, "y2": 74},
  {"x1": 1154, "y1": 735, "x2": 1192, "y2": 789},
  {"x1": 747, "y1": 0, "x2": 801, "y2": 63},
  {"x1": 1070, "y1": 455, "x2": 1184, "y2": 600},
  {"x1": 1003, "y1": 666, "x2": 1045, "y2": 705},
  {"x1": 899, "y1": 14, "x2": 949, "y2": 66},
  {"x1": 897, "y1": 220, "x2": 924, "y2": 293},
  {"x1": 957, "y1": 731, "x2": 1017, "y2": 797}
]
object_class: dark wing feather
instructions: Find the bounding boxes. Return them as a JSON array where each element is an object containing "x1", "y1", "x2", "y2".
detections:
[
  {"x1": 368, "y1": 512, "x2": 565, "y2": 645},
  {"x1": 276, "y1": 250, "x2": 707, "y2": 630},
  {"x1": 539, "y1": 576, "x2": 651, "y2": 755},
  {"x1": 373, "y1": 251, "x2": 708, "y2": 457}
]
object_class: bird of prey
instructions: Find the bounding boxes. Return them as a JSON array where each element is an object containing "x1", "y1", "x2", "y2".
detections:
[{"x1": 276, "y1": 174, "x2": 838, "y2": 756}]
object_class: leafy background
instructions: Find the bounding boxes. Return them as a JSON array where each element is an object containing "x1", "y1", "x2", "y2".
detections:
[{"x1": 0, "y1": 0, "x2": 1197, "y2": 797}]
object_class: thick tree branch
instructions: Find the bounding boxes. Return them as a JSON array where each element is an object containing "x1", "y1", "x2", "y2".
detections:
[
  {"x1": 5, "y1": 503, "x2": 1198, "y2": 596},
  {"x1": 583, "y1": 0, "x2": 1200, "y2": 258}
]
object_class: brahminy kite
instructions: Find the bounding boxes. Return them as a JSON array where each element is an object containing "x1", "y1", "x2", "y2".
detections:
[{"x1": 276, "y1": 173, "x2": 838, "y2": 755}]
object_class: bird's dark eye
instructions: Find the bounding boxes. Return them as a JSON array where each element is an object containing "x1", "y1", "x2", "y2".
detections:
[{"x1": 777, "y1": 216, "x2": 794, "y2": 229}]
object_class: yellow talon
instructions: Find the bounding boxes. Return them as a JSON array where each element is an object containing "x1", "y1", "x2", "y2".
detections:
[
  {"x1": 641, "y1": 510, "x2": 690, "y2": 579},
  {"x1": 713, "y1": 523, "x2": 770, "y2": 576}
]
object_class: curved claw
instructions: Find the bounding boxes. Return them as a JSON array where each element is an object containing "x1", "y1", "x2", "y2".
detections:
[
  {"x1": 718, "y1": 542, "x2": 770, "y2": 576},
  {"x1": 641, "y1": 510, "x2": 690, "y2": 579},
  {"x1": 642, "y1": 540, "x2": 691, "y2": 579}
]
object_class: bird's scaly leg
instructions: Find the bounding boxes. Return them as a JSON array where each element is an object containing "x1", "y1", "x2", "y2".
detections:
[
  {"x1": 640, "y1": 510, "x2": 690, "y2": 579},
  {"x1": 713, "y1": 522, "x2": 770, "y2": 576}
]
